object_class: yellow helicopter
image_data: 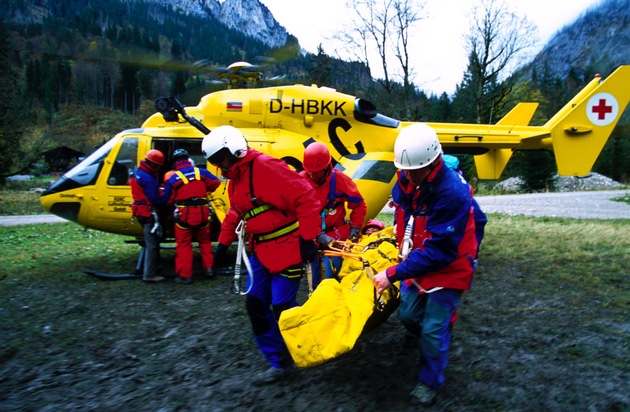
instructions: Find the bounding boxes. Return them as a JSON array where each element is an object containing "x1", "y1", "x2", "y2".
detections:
[{"x1": 40, "y1": 64, "x2": 630, "y2": 244}]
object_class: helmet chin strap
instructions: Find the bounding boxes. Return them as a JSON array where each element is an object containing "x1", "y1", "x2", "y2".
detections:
[{"x1": 313, "y1": 165, "x2": 331, "y2": 185}]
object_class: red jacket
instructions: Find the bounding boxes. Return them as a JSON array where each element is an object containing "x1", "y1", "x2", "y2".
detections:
[
  {"x1": 299, "y1": 167, "x2": 367, "y2": 240},
  {"x1": 218, "y1": 149, "x2": 322, "y2": 273},
  {"x1": 161, "y1": 160, "x2": 221, "y2": 228},
  {"x1": 130, "y1": 160, "x2": 161, "y2": 220}
]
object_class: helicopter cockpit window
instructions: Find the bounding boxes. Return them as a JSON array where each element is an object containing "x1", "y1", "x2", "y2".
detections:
[
  {"x1": 64, "y1": 137, "x2": 118, "y2": 186},
  {"x1": 108, "y1": 138, "x2": 138, "y2": 185}
]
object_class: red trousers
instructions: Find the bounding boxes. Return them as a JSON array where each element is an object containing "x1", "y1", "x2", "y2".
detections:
[{"x1": 174, "y1": 223, "x2": 214, "y2": 278}]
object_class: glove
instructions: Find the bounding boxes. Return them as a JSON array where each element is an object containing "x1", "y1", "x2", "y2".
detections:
[
  {"x1": 315, "y1": 231, "x2": 335, "y2": 250},
  {"x1": 214, "y1": 243, "x2": 229, "y2": 267},
  {"x1": 150, "y1": 221, "x2": 162, "y2": 238},
  {"x1": 349, "y1": 226, "x2": 361, "y2": 243},
  {"x1": 299, "y1": 236, "x2": 318, "y2": 263}
]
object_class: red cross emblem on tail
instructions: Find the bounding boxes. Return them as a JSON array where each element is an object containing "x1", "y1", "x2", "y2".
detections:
[{"x1": 586, "y1": 93, "x2": 619, "y2": 126}]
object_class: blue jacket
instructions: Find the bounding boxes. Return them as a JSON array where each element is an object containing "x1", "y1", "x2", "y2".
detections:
[{"x1": 387, "y1": 159, "x2": 485, "y2": 291}]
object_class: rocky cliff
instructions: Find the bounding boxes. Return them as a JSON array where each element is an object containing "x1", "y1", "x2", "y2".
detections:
[{"x1": 140, "y1": 0, "x2": 289, "y2": 48}]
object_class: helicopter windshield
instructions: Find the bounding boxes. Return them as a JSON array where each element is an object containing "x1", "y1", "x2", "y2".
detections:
[
  {"x1": 43, "y1": 137, "x2": 118, "y2": 195},
  {"x1": 65, "y1": 137, "x2": 116, "y2": 183}
]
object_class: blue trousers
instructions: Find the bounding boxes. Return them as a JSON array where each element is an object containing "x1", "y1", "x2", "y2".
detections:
[
  {"x1": 309, "y1": 254, "x2": 342, "y2": 289},
  {"x1": 397, "y1": 285, "x2": 462, "y2": 389},
  {"x1": 245, "y1": 255, "x2": 301, "y2": 368}
]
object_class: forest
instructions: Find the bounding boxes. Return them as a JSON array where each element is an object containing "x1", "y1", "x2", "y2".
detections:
[{"x1": 0, "y1": 0, "x2": 628, "y2": 188}]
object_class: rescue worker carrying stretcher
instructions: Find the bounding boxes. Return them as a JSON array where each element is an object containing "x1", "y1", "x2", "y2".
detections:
[
  {"x1": 299, "y1": 142, "x2": 367, "y2": 288},
  {"x1": 161, "y1": 149, "x2": 221, "y2": 284},
  {"x1": 372, "y1": 124, "x2": 486, "y2": 407},
  {"x1": 202, "y1": 125, "x2": 329, "y2": 385}
]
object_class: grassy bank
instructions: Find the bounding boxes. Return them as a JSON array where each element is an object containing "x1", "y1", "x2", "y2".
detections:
[{"x1": 0, "y1": 177, "x2": 53, "y2": 215}]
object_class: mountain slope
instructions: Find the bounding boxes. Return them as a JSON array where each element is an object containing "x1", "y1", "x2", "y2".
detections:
[
  {"x1": 1, "y1": 0, "x2": 290, "y2": 49},
  {"x1": 524, "y1": 0, "x2": 630, "y2": 79}
]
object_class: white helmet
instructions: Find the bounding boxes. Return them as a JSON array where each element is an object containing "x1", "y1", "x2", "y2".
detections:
[
  {"x1": 394, "y1": 123, "x2": 442, "y2": 170},
  {"x1": 202, "y1": 125, "x2": 248, "y2": 164}
]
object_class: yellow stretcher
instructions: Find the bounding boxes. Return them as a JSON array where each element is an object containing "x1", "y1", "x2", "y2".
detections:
[{"x1": 278, "y1": 228, "x2": 400, "y2": 368}]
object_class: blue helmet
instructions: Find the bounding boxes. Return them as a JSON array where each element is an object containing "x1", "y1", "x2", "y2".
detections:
[{"x1": 173, "y1": 148, "x2": 189, "y2": 161}]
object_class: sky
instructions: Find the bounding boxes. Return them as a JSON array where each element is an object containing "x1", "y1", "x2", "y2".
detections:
[{"x1": 259, "y1": 0, "x2": 603, "y2": 96}]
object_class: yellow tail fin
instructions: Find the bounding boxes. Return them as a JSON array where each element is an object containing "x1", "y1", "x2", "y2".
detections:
[{"x1": 547, "y1": 65, "x2": 630, "y2": 176}]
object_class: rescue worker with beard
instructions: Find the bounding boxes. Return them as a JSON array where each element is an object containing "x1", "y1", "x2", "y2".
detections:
[
  {"x1": 299, "y1": 142, "x2": 367, "y2": 288},
  {"x1": 161, "y1": 148, "x2": 221, "y2": 284},
  {"x1": 129, "y1": 149, "x2": 166, "y2": 283},
  {"x1": 372, "y1": 124, "x2": 486, "y2": 406},
  {"x1": 202, "y1": 125, "x2": 329, "y2": 385}
]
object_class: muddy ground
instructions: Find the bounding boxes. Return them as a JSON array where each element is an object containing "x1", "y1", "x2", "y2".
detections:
[{"x1": 1, "y1": 247, "x2": 628, "y2": 412}]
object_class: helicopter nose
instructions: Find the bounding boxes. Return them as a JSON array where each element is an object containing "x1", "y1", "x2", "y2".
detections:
[
  {"x1": 40, "y1": 175, "x2": 83, "y2": 223},
  {"x1": 40, "y1": 193, "x2": 81, "y2": 224}
]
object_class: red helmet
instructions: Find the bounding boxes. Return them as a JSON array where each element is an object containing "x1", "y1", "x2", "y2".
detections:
[
  {"x1": 145, "y1": 149, "x2": 165, "y2": 166},
  {"x1": 303, "y1": 142, "x2": 331, "y2": 172},
  {"x1": 362, "y1": 219, "x2": 385, "y2": 234}
]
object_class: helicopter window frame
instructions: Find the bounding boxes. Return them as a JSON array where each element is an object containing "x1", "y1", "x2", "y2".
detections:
[{"x1": 107, "y1": 137, "x2": 138, "y2": 186}]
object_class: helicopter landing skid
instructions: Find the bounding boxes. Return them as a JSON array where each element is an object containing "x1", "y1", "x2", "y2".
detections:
[
  {"x1": 84, "y1": 244, "x2": 147, "y2": 280},
  {"x1": 84, "y1": 270, "x2": 141, "y2": 280},
  {"x1": 84, "y1": 267, "x2": 246, "y2": 280},
  {"x1": 84, "y1": 242, "x2": 245, "y2": 280}
]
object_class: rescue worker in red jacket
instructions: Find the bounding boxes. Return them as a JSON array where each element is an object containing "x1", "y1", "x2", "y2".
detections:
[
  {"x1": 299, "y1": 142, "x2": 367, "y2": 288},
  {"x1": 161, "y1": 148, "x2": 221, "y2": 284},
  {"x1": 202, "y1": 125, "x2": 327, "y2": 385},
  {"x1": 129, "y1": 149, "x2": 166, "y2": 283},
  {"x1": 373, "y1": 124, "x2": 486, "y2": 407}
]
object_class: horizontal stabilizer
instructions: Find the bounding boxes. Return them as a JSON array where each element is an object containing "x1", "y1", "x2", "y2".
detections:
[{"x1": 496, "y1": 102, "x2": 539, "y2": 126}]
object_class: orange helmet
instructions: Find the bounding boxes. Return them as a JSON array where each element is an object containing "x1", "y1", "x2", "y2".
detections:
[
  {"x1": 303, "y1": 142, "x2": 331, "y2": 172},
  {"x1": 362, "y1": 219, "x2": 385, "y2": 234},
  {"x1": 163, "y1": 170, "x2": 176, "y2": 183},
  {"x1": 145, "y1": 149, "x2": 165, "y2": 166}
]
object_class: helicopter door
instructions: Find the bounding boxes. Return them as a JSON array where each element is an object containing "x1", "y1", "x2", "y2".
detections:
[{"x1": 89, "y1": 137, "x2": 140, "y2": 234}]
